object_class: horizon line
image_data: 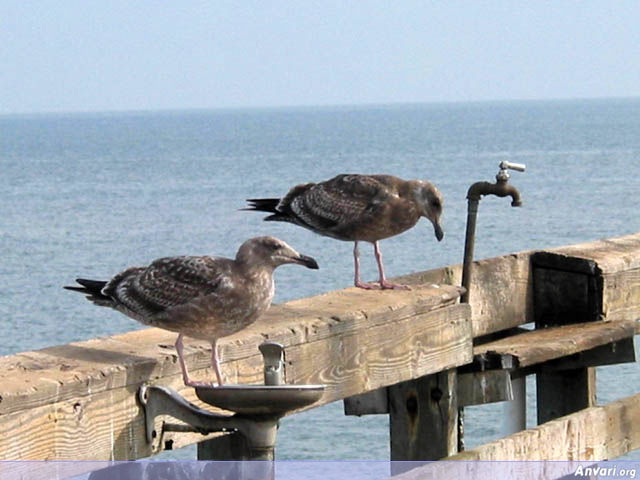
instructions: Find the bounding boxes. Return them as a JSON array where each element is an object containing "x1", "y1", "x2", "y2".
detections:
[{"x1": 1, "y1": 94, "x2": 639, "y2": 118}]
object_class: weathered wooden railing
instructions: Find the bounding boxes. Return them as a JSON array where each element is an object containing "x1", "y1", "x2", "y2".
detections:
[{"x1": 1, "y1": 233, "x2": 639, "y2": 470}]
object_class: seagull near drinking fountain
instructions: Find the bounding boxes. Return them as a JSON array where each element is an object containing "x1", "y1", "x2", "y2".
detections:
[
  {"x1": 245, "y1": 174, "x2": 444, "y2": 290},
  {"x1": 65, "y1": 236, "x2": 319, "y2": 387}
]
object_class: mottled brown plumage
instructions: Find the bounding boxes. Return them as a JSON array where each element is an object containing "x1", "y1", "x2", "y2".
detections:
[
  {"x1": 246, "y1": 174, "x2": 443, "y2": 289},
  {"x1": 65, "y1": 236, "x2": 319, "y2": 387}
]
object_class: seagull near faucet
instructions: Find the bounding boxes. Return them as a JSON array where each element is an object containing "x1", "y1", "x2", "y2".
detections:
[
  {"x1": 65, "y1": 236, "x2": 319, "y2": 387},
  {"x1": 245, "y1": 174, "x2": 444, "y2": 290}
]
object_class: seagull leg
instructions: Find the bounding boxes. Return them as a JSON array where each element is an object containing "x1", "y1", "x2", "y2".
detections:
[
  {"x1": 353, "y1": 241, "x2": 377, "y2": 289},
  {"x1": 373, "y1": 241, "x2": 411, "y2": 290},
  {"x1": 210, "y1": 339, "x2": 224, "y2": 386},
  {"x1": 175, "y1": 334, "x2": 214, "y2": 388}
]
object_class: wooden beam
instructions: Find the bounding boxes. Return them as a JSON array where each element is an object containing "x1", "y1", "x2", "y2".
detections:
[
  {"x1": 398, "y1": 250, "x2": 534, "y2": 337},
  {"x1": 345, "y1": 366, "x2": 517, "y2": 415},
  {"x1": 389, "y1": 369, "x2": 458, "y2": 474},
  {"x1": 530, "y1": 233, "x2": 640, "y2": 425},
  {"x1": 443, "y1": 391, "x2": 640, "y2": 461},
  {"x1": 537, "y1": 367, "x2": 597, "y2": 424},
  {"x1": 343, "y1": 388, "x2": 388, "y2": 416},
  {"x1": 538, "y1": 337, "x2": 636, "y2": 372},
  {"x1": 535, "y1": 232, "x2": 640, "y2": 323},
  {"x1": 0, "y1": 285, "x2": 471, "y2": 460},
  {"x1": 457, "y1": 370, "x2": 513, "y2": 407},
  {"x1": 473, "y1": 320, "x2": 637, "y2": 368},
  {"x1": 0, "y1": 284, "x2": 464, "y2": 417}
]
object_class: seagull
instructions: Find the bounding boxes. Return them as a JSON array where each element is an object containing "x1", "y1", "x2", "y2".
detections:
[
  {"x1": 65, "y1": 236, "x2": 319, "y2": 387},
  {"x1": 245, "y1": 174, "x2": 443, "y2": 290}
]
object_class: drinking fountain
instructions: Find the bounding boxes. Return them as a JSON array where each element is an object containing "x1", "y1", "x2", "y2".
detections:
[{"x1": 138, "y1": 341, "x2": 325, "y2": 460}]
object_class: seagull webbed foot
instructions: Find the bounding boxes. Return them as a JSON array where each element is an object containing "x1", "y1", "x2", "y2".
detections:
[
  {"x1": 184, "y1": 379, "x2": 219, "y2": 388},
  {"x1": 379, "y1": 280, "x2": 411, "y2": 290}
]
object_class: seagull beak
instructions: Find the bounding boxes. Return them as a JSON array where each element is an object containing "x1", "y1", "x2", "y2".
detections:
[
  {"x1": 434, "y1": 223, "x2": 444, "y2": 242},
  {"x1": 295, "y1": 254, "x2": 319, "y2": 269}
]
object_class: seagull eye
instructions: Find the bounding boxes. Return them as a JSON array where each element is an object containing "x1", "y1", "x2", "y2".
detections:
[{"x1": 431, "y1": 200, "x2": 441, "y2": 209}]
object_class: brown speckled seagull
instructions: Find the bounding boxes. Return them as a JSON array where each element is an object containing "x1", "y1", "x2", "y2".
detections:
[
  {"x1": 65, "y1": 236, "x2": 318, "y2": 387},
  {"x1": 245, "y1": 174, "x2": 443, "y2": 290}
]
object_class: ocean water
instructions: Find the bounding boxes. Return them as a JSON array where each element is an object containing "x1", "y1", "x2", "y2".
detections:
[{"x1": 1, "y1": 99, "x2": 639, "y2": 461}]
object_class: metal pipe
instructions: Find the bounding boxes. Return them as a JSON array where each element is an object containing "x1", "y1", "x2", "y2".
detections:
[
  {"x1": 460, "y1": 199, "x2": 479, "y2": 304},
  {"x1": 460, "y1": 163, "x2": 525, "y2": 305},
  {"x1": 458, "y1": 162, "x2": 525, "y2": 451}
]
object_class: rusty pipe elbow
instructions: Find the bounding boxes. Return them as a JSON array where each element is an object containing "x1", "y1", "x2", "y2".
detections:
[
  {"x1": 467, "y1": 180, "x2": 522, "y2": 207},
  {"x1": 504, "y1": 183, "x2": 522, "y2": 207}
]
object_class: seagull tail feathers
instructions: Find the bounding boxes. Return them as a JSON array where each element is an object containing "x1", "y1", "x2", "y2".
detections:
[
  {"x1": 243, "y1": 198, "x2": 293, "y2": 223},
  {"x1": 64, "y1": 278, "x2": 111, "y2": 304},
  {"x1": 243, "y1": 198, "x2": 280, "y2": 213}
]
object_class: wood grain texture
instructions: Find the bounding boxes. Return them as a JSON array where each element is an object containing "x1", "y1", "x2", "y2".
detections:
[
  {"x1": 344, "y1": 388, "x2": 389, "y2": 416},
  {"x1": 0, "y1": 285, "x2": 471, "y2": 460},
  {"x1": 474, "y1": 320, "x2": 637, "y2": 368},
  {"x1": 398, "y1": 250, "x2": 534, "y2": 336},
  {"x1": 457, "y1": 370, "x2": 513, "y2": 407},
  {"x1": 4, "y1": 233, "x2": 640, "y2": 462},
  {"x1": 442, "y1": 392, "x2": 640, "y2": 461},
  {"x1": 536, "y1": 232, "x2": 640, "y2": 323},
  {"x1": 389, "y1": 369, "x2": 458, "y2": 473}
]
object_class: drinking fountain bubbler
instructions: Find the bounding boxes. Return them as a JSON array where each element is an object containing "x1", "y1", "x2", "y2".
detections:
[{"x1": 138, "y1": 342, "x2": 325, "y2": 461}]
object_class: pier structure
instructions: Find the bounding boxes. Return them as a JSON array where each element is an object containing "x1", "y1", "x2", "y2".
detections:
[{"x1": 0, "y1": 233, "x2": 639, "y2": 475}]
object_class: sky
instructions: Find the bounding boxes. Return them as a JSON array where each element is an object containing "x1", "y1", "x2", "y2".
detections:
[{"x1": 1, "y1": 1, "x2": 639, "y2": 114}]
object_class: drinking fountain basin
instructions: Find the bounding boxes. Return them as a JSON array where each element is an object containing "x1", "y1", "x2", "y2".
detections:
[{"x1": 195, "y1": 384, "x2": 325, "y2": 415}]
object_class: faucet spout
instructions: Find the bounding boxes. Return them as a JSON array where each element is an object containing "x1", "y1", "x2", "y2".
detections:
[
  {"x1": 467, "y1": 180, "x2": 522, "y2": 207},
  {"x1": 461, "y1": 162, "x2": 525, "y2": 305}
]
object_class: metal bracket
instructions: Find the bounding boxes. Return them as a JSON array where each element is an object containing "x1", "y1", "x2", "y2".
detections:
[
  {"x1": 136, "y1": 341, "x2": 325, "y2": 460},
  {"x1": 138, "y1": 385, "x2": 279, "y2": 455},
  {"x1": 138, "y1": 384, "x2": 235, "y2": 444}
]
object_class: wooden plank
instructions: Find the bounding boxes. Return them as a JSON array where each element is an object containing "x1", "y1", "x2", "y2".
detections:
[
  {"x1": 345, "y1": 370, "x2": 518, "y2": 415},
  {"x1": 284, "y1": 303, "x2": 471, "y2": 402},
  {"x1": 537, "y1": 367, "x2": 596, "y2": 424},
  {"x1": 0, "y1": 287, "x2": 472, "y2": 461},
  {"x1": 532, "y1": 266, "x2": 600, "y2": 326},
  {"x1": 532, "y1": 244, "x2": 619, "y2": 426},
  {"x1": 389, "y1": 461, "x2": 580, "y2": 480},
  {"x1": 389, "y1": 369, "x2": 458, "y2": 474},
  {"x1": 544, "y1": 233, "x2": 640, "y2": 274},
  {"x1": 344, "y1": 388, "x2": 388, "y2": 416},
  {"x1": 473, "y1": 320, "x2": 637, "y2": 368},
  {"x1": 536, "y1": 232, "x2": 640, "y2": 323},
  {"x1": 457, "y1": 370, "x2": 513, "y2": 407},
  {"x1": 442, "y1": 391, "x2": 640, "y2": 461},
  {"x1": 0, "y1": 284, "x2": 463, "y2": 417},
  {"x1": 398, "y1": 251, "x2": 534, "y2": 337},
  {"x1": 538, "y1": 337, "x2": 636, "y2": 372}
]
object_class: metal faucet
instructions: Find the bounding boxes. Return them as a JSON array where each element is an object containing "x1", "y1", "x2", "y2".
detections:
[
  {"x1": 460, "y1": 161, "x2": 525, "y2": 304},
  {"x1": 457, "y1": 161, "x2": 525, "y2": 453}
]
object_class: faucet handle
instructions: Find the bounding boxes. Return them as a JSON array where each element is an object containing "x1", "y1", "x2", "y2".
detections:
[
  {"x1": 497, "y1": 161, "x2": 526, "y2": 181},
  {"x1": 499, "y1": 161, "x2": 526, "y2": 172}
]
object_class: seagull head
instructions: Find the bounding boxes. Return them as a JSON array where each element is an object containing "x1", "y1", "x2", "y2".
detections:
[
  {"x1": 236, "y1": 236, "x2": 320, "y2": 270},
  {"x1": 412, "y1": 181, "x2": 444, "y2": 242}
]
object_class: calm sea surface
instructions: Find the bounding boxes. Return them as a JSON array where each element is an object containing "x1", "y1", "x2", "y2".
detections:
[{"x1": 1, "y1": 99, "x2": 639, "y2": 460}]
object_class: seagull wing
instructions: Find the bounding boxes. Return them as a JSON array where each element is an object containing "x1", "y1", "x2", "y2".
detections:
[
  {"x1": 286, "y1": 174, "x2": 395, "y2": 234},
  {"x1": 104, "y1": 256, "x2": 231, "y2": 318}
]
